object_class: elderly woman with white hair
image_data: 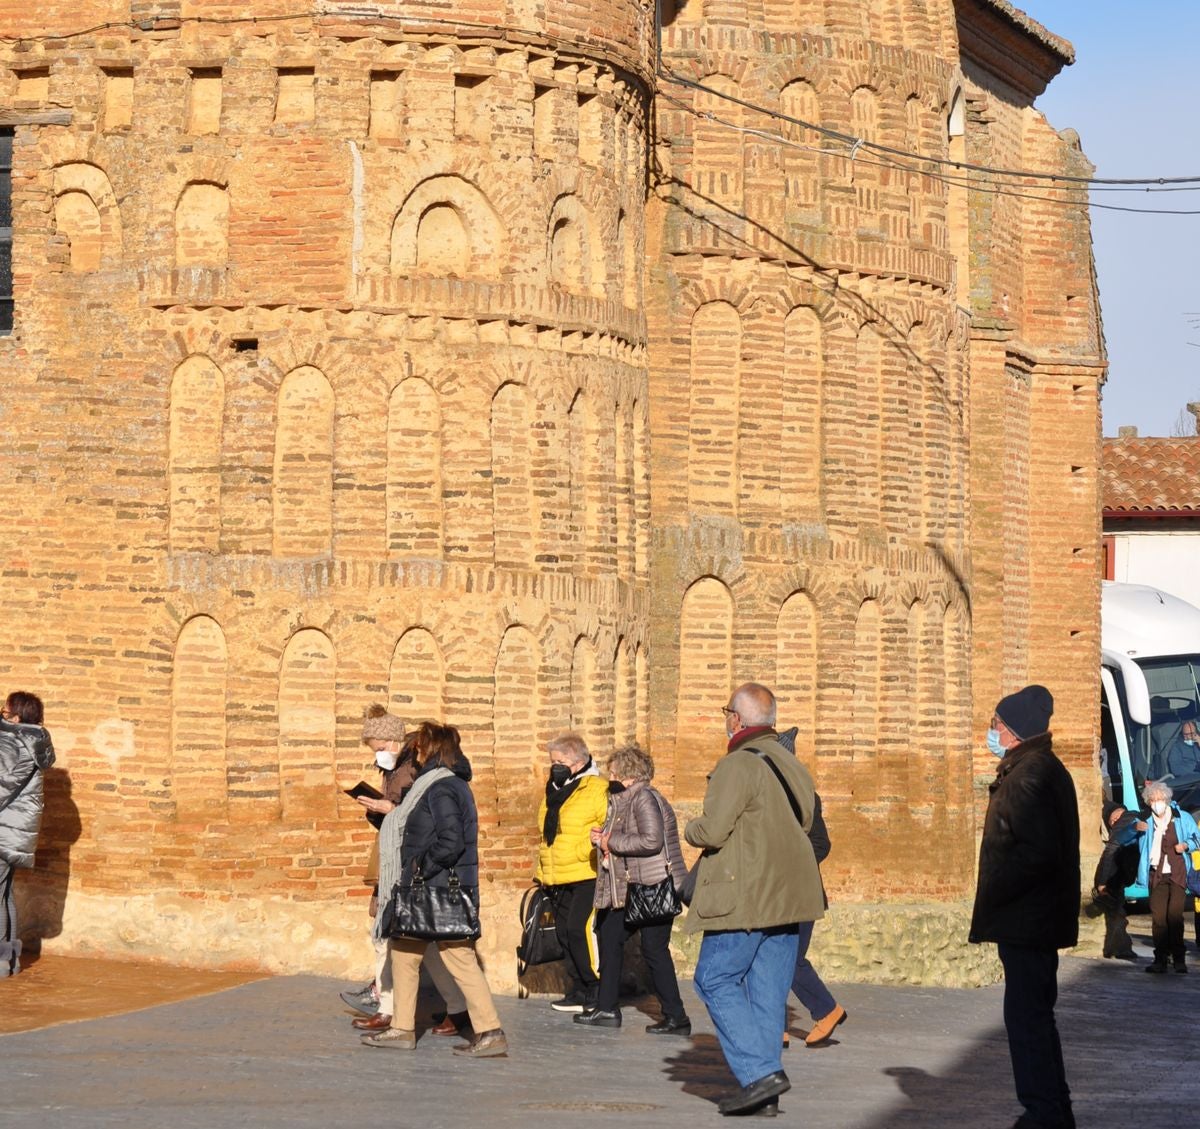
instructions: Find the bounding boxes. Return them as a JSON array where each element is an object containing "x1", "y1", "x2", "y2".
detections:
[
  {"x1": 1136, "y1": 779, "x2": 1200, "y2": 973},
  {"x1": 535, "y1": 732, "x2": 609, "y2": 1012}
]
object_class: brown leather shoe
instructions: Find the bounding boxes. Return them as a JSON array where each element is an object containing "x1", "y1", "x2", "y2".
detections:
[
  {"x1": 352, "y1": 1012, "x2": 393, "y2": 1031},
  {"x1": 805, "y1": 1004, "x2": 847, "y2": 1046},
  {"x1": 430, "y1": 1011, "x2": 471, "y2": 1036}
]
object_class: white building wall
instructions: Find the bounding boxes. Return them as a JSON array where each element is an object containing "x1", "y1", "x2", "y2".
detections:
[{"x1": 1112, "y1": 530, "x2": 1200, "y2": 606}]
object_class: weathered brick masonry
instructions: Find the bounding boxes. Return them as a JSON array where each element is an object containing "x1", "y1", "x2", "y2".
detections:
[{"x1": 0, "y1": 0, "x2": 1104, "y2": 986}]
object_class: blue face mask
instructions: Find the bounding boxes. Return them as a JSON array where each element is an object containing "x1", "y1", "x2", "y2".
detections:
[{"x1": 986, "y1": 728, "x2": 1007, "y2": 758}]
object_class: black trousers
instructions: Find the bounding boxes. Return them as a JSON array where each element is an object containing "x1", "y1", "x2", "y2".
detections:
[
  {"x1": 997, "y1": 944, "x2": 1072, "y2": 1127},
  {"x1": 1100, "y1": 884, "x2": 1134, "y2": 958},
  {"x1": 549, "y1": 879, "x2": 598, "y2": 1000},
  {"x1": 1149, "y1": 877, "x2": 1187, "y2": 964},
  {"x1": 594, "y1": 906, "x2": 686, "y2": 1021}
]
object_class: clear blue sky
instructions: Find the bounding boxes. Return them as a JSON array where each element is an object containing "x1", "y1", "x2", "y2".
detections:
[{"x1": 1028, "y1": 1, "x2": 1200, "y2": 437}]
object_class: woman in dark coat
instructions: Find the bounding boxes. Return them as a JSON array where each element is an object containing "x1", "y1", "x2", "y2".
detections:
[
  {"x1": 345, "y1": 709, "x2": 468, "y2": 1035},
  {"x1": 361, "y1": 722, "x2": 507, "y2": 1057}
]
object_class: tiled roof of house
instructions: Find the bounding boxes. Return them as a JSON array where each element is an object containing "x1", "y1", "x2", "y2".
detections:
[{"x1": 1103, "y1": 436, "x2": 1200, "y2": 513}]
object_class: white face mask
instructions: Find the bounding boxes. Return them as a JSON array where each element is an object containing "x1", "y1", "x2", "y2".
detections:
[
  {"x1": 1151, "y1": 800, "x2": 1168, "y2": 818},
  {"x1": 375, "y1": 748, "x2": 400, "y2": 772}
]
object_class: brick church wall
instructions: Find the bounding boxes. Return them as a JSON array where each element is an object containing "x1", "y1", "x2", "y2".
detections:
[{"x1": 0, "y1": 0, "x2": 1105, "y2": 985}]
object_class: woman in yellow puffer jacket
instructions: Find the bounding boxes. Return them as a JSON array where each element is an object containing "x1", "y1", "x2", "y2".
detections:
[{"x1": 535, "y1": 732, "x2": 610, "y2": 1012}]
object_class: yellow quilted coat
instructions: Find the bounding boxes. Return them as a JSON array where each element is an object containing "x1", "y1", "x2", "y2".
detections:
[{"x1": 535, "y1": 774, "x2": 610, "y2": 885}]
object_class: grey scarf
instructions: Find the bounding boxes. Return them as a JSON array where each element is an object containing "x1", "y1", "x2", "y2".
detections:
[{"x1": 372, "y1": 766, "x2": 453, "y2": 942}]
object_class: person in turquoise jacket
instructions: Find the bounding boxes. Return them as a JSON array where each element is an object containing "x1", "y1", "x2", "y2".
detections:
[{"x1": 1137, "y1": 780, "x2": 1200, "y2": 973}]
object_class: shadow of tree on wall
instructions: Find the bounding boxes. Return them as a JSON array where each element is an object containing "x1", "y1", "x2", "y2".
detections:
[{"x1": 17, "y1": 767, "x2": 82, "y2": 958}]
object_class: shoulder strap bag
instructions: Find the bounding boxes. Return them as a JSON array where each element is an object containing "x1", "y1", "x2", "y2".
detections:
[{"x1": 745, "y1": 745, "x2": 807, "y2": 828}]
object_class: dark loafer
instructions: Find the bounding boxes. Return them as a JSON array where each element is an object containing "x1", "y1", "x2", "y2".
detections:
[
  {"x1": 646, "y1": 1015, "x2": 691, "y2": 1036},
  {"x1": 573, "y1": 1008, "x2": 621, "y2": 1028},
  {"x1": 718, "y1": 1072, "x2": 791, "y2": 1116}
]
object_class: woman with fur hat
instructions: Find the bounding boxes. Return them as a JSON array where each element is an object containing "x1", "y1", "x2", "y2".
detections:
[{"x1": 341, "y1": 706, "x2": 469, "y2": 1038}]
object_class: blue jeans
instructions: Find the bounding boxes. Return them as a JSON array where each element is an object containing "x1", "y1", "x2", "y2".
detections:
[
  {"x1": 694, "y1": 925, "x2": 800, "y2": 1087},
  {"x1": 790, "y1": 919, "x2": 836, "y2": 1020}
]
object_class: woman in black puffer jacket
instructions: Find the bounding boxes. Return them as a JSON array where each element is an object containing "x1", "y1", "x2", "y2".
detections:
[{"x1": 361, "y1": 722, "x2": 507, "y2": 1058}]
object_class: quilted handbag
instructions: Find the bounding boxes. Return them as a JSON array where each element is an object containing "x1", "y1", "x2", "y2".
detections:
[
  {"x1": 385, "y1": 867, "x2": 481, "y2": 942},
  {"x1": 516, "y1": 883, "x2": 563, "y2": 974},
  {"x1": 624, "y1": 875, "x2": 682, "y2": 928}
]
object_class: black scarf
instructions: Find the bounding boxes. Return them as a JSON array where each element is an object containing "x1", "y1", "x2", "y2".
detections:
[{"x1": 543, "y1": 758, "x2": 592, "y2": 846}]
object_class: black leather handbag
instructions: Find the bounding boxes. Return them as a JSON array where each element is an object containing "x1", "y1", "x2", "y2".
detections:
[
  {"x1": 624, "y1": 875, "x2": 682, "y2": 927},
  {"x1": 385, "y1": 867, "x2": 481, "y2": 942},
  {"x1": 516, "y1": 883, "x2": 563, "y2": 974}
]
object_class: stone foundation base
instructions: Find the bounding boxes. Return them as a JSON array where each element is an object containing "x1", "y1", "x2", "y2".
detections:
[
  {"x1": 664, "y1": 903, "x2": 1003, "y2": 990},
  {"x1": 20, "y1": 883, "x2": 1113, "y2": 993}
]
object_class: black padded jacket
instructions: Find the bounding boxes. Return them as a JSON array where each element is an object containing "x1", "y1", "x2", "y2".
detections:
[{"x1": 399, "y1": 757, "x2": 479, "y2": 897}]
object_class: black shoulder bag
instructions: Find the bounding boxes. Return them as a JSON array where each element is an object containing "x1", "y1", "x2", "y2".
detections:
[{"x1": 745, "y1": 745, "x2": 808, "y2": 828}]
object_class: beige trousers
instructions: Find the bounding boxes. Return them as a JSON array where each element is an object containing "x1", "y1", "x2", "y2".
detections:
[
  {"x1": 375, "y1": 936, "x2": 466, "y2": 1016},
  {"x1": 389, "y1": 937, "x2": 501, "y2": 1033}
]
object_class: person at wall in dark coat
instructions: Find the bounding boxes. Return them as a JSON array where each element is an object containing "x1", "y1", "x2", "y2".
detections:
[
  {"x1": 575, "y1": 743, "x2": 690, "y2": 1034},
  {"x1": 969, "y1": 685, "x2": 1079, "y2": 1129},
  {"x1": 361, "y1": 722, "x2": 507, "y2": 1057},
  {"x1": 343, "y1": 709, "x2": 469, "y2": 1036},
  {"x1": 535, "y1": 732, "x2": 608, "y2": 1013},
  {"x1": 1135, "y1": 779, "x2": 1200, "y2": 974},
  {"x1": 685, "y1": 683, "x2": 825, "y2": 1118},
  {"x1": 0, "y1": 691, "x2": 55, "y2": 978},
  {"x1": 1090, "y1": 801, "x2": 1143, "y2": 961}
]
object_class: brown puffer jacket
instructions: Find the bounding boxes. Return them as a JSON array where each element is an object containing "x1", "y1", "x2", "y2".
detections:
[{"x1": 595, "y1": 783, "x2": 687, "y2": 910}]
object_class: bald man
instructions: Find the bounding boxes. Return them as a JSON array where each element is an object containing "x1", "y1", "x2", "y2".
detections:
[{"x1": 684, "y1": 682, "x2": 825, "y2": 1117}]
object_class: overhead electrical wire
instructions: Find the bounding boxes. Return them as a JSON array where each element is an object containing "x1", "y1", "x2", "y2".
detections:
[
  {"x1": 8, "y1": 7, "x2": 1200, "y2": 198},
  {"x1": 657, "y1": 65, "x2": 1200, "y2": 191},
  {"x1": 656, "y1": 86, "x2": 1200, "y2": 216}
]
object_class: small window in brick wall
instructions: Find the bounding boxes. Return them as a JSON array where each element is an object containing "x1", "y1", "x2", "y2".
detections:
[
  {"x1": 0, "y1": 129, "x2": 12, "y2": 335},
  {"x1": 276, "y1": 68, "x2": 315, "y2": 125}
]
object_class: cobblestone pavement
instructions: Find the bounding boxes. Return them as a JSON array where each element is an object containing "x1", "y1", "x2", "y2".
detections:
[{"x1": 0, "y1": 941, "x2": 1195, "y2": 1128}]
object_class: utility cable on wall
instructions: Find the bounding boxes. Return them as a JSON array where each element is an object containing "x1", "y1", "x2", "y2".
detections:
[
  {"x1": 10, "y1": 7, "x2": 1200, "y2": 195},
  {"x1": 656, "y1": 65, "x2": 1200, "y2": 190},
  {"x1": 657, "y1": 87, "x2": 1200, "y2": 216}
]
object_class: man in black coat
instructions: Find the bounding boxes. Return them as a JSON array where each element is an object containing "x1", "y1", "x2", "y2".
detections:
[{"x1": 969, "y1": 685, "x2": 1080, "y2": 1129}]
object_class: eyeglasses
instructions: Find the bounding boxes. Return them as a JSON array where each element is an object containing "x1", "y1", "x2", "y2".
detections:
[{"x1": 720, "y1": 706, "x2": 737, "y2": 717}]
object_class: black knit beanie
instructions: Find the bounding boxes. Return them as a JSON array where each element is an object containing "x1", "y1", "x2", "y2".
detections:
[{"x1": 995, "y1": 684, "x2": 1054, "y2": 741}]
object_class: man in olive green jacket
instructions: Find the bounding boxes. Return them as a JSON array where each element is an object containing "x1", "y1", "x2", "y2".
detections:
[{"x1": 685, "y1": 682, "x2": 824, "y2": 1117}]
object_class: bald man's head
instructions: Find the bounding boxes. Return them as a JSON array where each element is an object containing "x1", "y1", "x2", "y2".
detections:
[{"x1": 728, "y1": 682, "x2": 777, "y2": 732}]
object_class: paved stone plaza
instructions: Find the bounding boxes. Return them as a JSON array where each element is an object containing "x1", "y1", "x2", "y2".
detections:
[{"x1": 1, "y1": 943, "x2": 1194, "y2": 1129}]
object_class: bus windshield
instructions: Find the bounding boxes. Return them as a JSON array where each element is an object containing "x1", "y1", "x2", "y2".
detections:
[{"x1": 1136, "y1": 655, "x2": 1200, "y2": 785}]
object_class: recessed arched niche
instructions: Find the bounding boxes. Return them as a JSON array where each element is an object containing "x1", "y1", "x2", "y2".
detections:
[{"x1": 391, "y1": 174, "x2": 504, "y2": 278}]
